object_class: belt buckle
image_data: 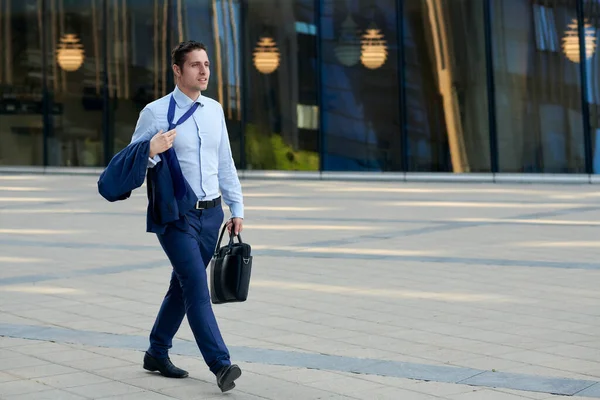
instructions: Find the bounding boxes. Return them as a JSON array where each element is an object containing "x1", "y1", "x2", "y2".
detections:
[{"x1": 195, "y1": 201, "x2": 205, "y2": 210}]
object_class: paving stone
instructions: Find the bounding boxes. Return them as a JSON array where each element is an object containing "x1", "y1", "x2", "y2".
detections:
[
  {"x1": 65, "y1": 381, "x2": 145, "y2": 398},
  {"x1": 305, "y1": 375, "x2": 388, "y2": 395},
  {"x1": 0, "y1": 355, "x2": 49, "y2": 371},
  {"x1": 0, "y1": 380, "x2": 50, "y2": 397},
  {"x1": 34, "y1": 371, "x2": 110, "y2": 389},
  {"x1": 576, "y1": 383, "x2": 600, "y2": 398},
  {"x1": 69, "y1": 356, "x2": 135, "y2": 371},
  {"x1": 94, "y1": 365, "x2": 150, "y2": 381},
  {"x1": 8, "y1": 341, "x2": 73, "y2": 356},
  {"x1": 0, "y1": 372, "x2": 19, "y2": 384},
  {"x1": 361, "y1": 386, "x2": 441, "y2": 400},
  {"x1": 9, "y1": 364, "x2": 79, "y2": 379},
  {"x1": 0, "y1": 338, "x2": 43, "y2": 348},
  {"x1": 100, "y1": 391, "x2": 179, "y2": 400},
  {"x1": 157, "y1": 381, "x2": 226, "y2": 399},
  {"x1": 3, "y1": 388, "x2": 87, "y2": 400},
  {"x1": 447, "y1": 388, "x2": 532, "y2": 399},
  {"x1": 459, "y1": 372, "x2": 595, "y2": 396},
  {"x1": 267, "y1": 367, "x2": 345, "y2": 384},
  {"x1": 122, "y1": 375, "x2": 201, "y2": 391}
]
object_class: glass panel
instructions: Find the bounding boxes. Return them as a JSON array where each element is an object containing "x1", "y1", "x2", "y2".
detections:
[
  {"x1": 46, "y1": 0, "x2": 105, "y2": 167},
  {"x1": 492, "y1": 0, "x2": 585, "y2": 173},
  {"x1": 0, "y1": 0, "x2": 45, "y2": 166},
  {"x1": 404, "y1": 0, "x2": 490, "y2": 172},
  {"x1": 108, "y1": 0, "x2": 243, "y2": 166},
  {"x1": 184, "y1": 0, "x2": 243, "y2": 165},
  {"x1": 108, "y1": 0, "x2": 169, "y2": 157},
  {"x1": 585, "y1": 0, "x2": 600, "y2": 173},
  {"x1": 245, "y1": 0, "x2": 319, "y2": 171},
  {"x1": 320, "y1": 0, "x2": 400, "y2": 171}
]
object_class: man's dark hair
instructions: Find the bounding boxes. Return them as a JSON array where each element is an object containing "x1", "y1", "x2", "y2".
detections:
[{"x1": 171, "y1": 40, "x2": 207, "y2": 70}]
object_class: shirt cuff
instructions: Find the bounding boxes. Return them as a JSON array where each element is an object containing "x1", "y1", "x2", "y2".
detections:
[
  {"x1": 147, "y1": 155, "x2": 161, "y2": 168},
  {"x1": 229, "y1": 202, "x2": 244, "y2": 219}
]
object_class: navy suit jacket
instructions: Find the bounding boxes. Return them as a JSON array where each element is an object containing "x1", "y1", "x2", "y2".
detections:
[{"x1": 97, "y1": 138, "x2": 197, "y2": 234}]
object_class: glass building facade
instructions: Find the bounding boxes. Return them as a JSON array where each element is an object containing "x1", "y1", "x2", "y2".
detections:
[{"x1": 1, "y1": 0, "x2": 599, "y2": 174}]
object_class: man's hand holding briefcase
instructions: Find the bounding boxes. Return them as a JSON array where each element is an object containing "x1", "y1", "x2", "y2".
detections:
[{"x1": 209, "y1": 221, "x2": 253, "y2": 304}]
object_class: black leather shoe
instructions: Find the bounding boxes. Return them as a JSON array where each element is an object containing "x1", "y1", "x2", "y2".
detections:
[
  {"x1": 143, "y1": 352, "x2": 189, "y2": 378},
  {"x1": 216, "y1": 364, "x2": 242, "y2": 392}
]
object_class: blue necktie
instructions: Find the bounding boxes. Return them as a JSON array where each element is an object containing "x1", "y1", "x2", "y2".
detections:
[{"x1": 163, "y1": 95, "x2": 200, "y2": 200}]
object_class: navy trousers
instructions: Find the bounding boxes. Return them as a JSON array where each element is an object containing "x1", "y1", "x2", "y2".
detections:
[{"x1": 147, "y1": 204, "x2": 230, "y2": 375}]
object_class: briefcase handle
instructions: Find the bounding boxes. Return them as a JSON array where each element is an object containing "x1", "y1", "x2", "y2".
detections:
[{"x1": 213, "y1": 221, "x2": 244, "y2": 257}]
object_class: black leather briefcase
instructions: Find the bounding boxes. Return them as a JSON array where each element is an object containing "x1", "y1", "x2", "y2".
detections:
[{"x1": 209, "y1": 224, "x2": 253, "y2": 304}]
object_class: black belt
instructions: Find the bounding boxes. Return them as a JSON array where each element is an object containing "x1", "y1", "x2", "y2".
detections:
[{"x1": 195, "y1": 196, "x2": 221, "y2": 210}]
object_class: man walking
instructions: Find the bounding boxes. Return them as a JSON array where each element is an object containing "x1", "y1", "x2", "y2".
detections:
[{"x1": 130, "y1": 40, "x2": 243, "y2": 393}]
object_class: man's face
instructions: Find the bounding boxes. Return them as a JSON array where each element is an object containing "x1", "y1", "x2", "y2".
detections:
[{"x1": 176, "y1": 49, "x2": 210, "y2": 92}]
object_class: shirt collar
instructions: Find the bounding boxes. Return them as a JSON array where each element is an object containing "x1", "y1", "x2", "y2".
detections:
[{"x1": 173, "y1": 85, "x2": 204, "y2": 108}]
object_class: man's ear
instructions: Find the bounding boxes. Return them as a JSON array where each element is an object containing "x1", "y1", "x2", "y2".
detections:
[{"x1": 172, "y1": 64, "x2": 181, "y2": 78}]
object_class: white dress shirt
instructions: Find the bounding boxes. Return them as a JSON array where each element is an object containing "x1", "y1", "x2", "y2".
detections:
[{"x1": 130, "y1": 85, "x2": 244, "y2": 219}]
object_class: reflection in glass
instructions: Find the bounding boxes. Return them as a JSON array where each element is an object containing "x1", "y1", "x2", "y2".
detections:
[
  {"x1": 492, "y1": 0, "x2": 585, "y2": 173},
  {"x1": 2, "y1": 0, "x2": 597, "y2": 177},
  {"x1": 404, "y1": 0, "x2": 490, "y2": 172},
  {"x1": 46, "y1": 0, "x2": 105, "y2": 167},
  {"x1": 245, "y1": 0, "x2": 319, "y2": 171},
  {"x1": 321, "y1": 0, "x2": 400, "y2": 171},
  {"x1": 561, "y1": 17, "x2": 596, "y2": 63},
  {"x1": 360, "y1": 26, "x2": 388, "y2": 70},
  {"x1": 109, "y1": 0, "x2": 243, "y2": 165},
  {"x1": 253, "y1": 37, "x2": 281, "y2": 74},
  {"x1": 0, "y1": 0, "x2": 45, "y2": 165},
  {"x1": 109, "y1": 0, "x2": 169, "y2": 156},
  {"x1": 56, "y1": 34, "x2": 85, "y2": 72},
  {"x1": 200, "y1": 0, "x2": 243, "y2": 164},
  {"x1": 584, "y1": 1, "x2": 600, "y2": 173}
]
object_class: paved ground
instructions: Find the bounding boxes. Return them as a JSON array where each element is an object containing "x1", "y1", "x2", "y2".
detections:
[{"x1": 1, "y1": 174, "x2": 600, "y2": 399}]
